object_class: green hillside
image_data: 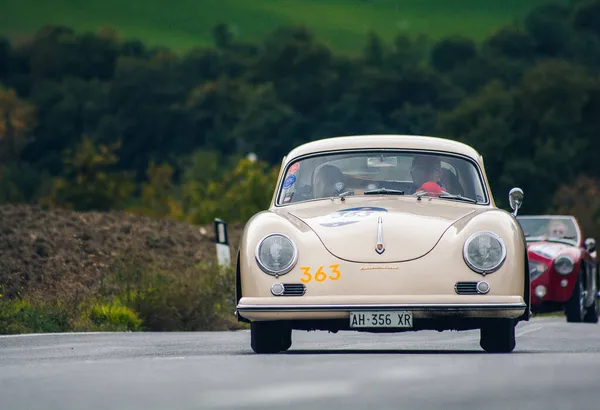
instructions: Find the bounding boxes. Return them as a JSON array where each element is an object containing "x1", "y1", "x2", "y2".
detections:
[{"x1": 1, "y1": 0, "x2": 553, "y2": 52}]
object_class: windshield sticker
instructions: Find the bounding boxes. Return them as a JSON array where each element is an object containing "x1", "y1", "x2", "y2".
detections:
[
  {"x1": 283, "y1": 174, "x2": 296, "y2": 189},
  {"x1": 319, "y1": 206, "x2": 388, "y2": 227},
  {"x1": 283, "y1": 192, "x2": 294, "y2": 203},
  {"x1": 288, "y1": 163, "x2": 300, "y2": 174}
]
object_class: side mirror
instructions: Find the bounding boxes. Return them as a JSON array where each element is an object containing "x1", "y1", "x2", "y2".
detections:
[
  {"x1": 509, "y1": 187, "x2": 524, "y2": 217},
  {"x1": 585, "y1": 237, "x2": 596, "y2": 253}
]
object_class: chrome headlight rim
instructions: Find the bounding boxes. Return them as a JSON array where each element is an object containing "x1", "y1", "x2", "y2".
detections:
[
  {"x1": 463, "y1": 230, "x2": 507, "y2": 275},
  {"x1": 254, "y1": 233, "x2": 298, "y2": 276},
  {"x1": 554, "y1": 255, "x2": 574, "y2": 276}
]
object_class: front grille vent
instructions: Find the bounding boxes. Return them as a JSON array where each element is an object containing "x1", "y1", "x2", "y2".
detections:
[
  {"x1": 281, "y1": 283, "x2": 306, "y2": 296},
  {"x1": 455, "y1": 281, "x2": 479, "y2": 295}
]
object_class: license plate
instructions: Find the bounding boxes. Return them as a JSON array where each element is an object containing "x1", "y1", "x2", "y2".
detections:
[{"x1": 349, "y1": 311, "x2": 413, "y2": 328}]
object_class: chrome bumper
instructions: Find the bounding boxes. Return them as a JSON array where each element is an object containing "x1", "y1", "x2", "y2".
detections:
[{"x1": 236, "y1": 302, "x2": 527, "y2": 321}]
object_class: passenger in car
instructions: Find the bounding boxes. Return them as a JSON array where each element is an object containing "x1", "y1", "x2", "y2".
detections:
[
  {"x1": 410, "y1": 155, "x2": 445, "y2": 196},
  {"x1": 312, "y1": 164, "x2": 346, "y2": 199}
]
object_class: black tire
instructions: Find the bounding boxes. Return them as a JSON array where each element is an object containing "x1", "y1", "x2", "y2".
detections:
[
  {"x1": 480, "y1": 320, "x2": 516, "y2": 353},
  {"x1": 583, "y1": 275, "x2": 598, "y2": 324},
  {"x1": 280, "y1": 328, "x2": 292, "y2": 352},
  {"x1": 250, "y1": 321, "x2": 292, "y2": 354},
  {"x1": 565, "y1": 272, "x2": 585, "y2": 323}
]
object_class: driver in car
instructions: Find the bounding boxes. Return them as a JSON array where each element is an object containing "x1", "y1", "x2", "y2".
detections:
[
  {"x1": 548, "y1": 220, "x2": 569, "y2": 238},
  {"x1": 313, "y1": 164, "x2": 346, "y2": 199},
  {"x1": 410, "y1": 155, "x2": 446, "y2": 196}
]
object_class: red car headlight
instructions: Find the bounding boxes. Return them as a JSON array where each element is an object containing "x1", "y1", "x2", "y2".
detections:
[{"x1": 554, "y1": 255, "x2": 574, "y2": 275}]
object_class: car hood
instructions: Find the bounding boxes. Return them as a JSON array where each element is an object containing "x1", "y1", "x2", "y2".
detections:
[
  {"x1": 526, "y1": 241, "x2": 578, "y2": 261},
  {"x1": 286, "y1": 197, "x2": 477, "y2": 263}
]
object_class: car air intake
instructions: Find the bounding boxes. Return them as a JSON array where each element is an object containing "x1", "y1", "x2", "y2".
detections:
[
  {"x1": 280, "y1": 283, "x2": 306, "y2": 296},
  {"x1": 271, "y1": 283, "x2": 306, "y2": 296},
  {"x1": 455, "y1": 281, "x2": 490, "y2": 295}
]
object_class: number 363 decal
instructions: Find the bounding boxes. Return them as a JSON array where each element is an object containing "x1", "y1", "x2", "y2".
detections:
[{"x1": 299, "y1": 264, "x2": 341, "y2": 283}]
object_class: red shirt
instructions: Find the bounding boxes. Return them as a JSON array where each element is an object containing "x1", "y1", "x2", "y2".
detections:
[{"x1": 417, "y1": 181, "x2": 445, "y2": 196}]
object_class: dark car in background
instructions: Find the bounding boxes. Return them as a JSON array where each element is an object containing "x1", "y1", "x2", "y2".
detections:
[{"x1": 517, "y1": 215, "x2": 599, "y2": 323}]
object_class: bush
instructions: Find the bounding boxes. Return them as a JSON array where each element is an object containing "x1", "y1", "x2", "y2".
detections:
[
  {"x1": 87, "y1": 301, "x2": 142, "y2": 331},
  {"x1": 0, "y1": 297, "x2": 70, "y2": 334},
  {"x1": 0, "y1": 250, "x2": 243, "y2": 334},
  {"x1": 101, "y1": 258, "x2": 243, "y2": 331}
]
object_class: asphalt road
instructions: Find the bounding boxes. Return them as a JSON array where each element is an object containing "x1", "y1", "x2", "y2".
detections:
[{"x1": 1, "y1": 317, "x2": 599, "y2": 410}]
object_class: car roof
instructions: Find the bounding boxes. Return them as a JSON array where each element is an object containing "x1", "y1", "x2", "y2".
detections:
[{"x1": 283, "y1": 135, "x2": 482, "y2": 164}]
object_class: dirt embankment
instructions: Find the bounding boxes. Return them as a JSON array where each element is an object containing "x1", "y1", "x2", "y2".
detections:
[{"x1": 0, "y1": 204, "x2": 243, "y2": 299}]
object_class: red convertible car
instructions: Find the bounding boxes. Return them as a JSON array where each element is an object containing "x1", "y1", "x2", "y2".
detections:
[{"x1": 517, "y1": 215, "x2": 599, "y2": 323}]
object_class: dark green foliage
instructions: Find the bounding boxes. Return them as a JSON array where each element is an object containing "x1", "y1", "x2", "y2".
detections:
[
  {"x1": 431, "y1": 36, "x2": 477, "y2": 72},
  {"x1": 573, "y1": 0, "x2": 600, "y2": 37},
  {"x1": 0, "y1": 38, "x2": 9, "y2": 82},
  {"x1": 2, "y1": 1, "x2": 600, "y2": 217},
  {"x1": 0, "y1": 162, "x2": 52, "y2": 204}
]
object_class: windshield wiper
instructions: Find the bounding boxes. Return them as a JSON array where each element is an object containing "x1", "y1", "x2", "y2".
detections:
[
  {"x1": 364, "y1": 188, "x2": 405, "y2": 196},
  {"x1": 338, "y1": 191, "x2": 354, "y2": 201},
  {"x1": 438, "y1": 193, "x2": 477, "y2": 203}
]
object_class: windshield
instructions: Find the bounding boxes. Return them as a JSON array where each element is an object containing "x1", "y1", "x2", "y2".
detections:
[
  {"x1": 516, "y1": 216, "x2": 580, "y2": 245},
  {"x1": 276, "y1": 151, "x2": 488, "y2": 205}
]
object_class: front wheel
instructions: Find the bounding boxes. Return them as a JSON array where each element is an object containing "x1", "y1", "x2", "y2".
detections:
[
  {"x1": 583, "y1": 276, "x2": 598, "y2": 323},
  {"x1": 250, "y1": 321, "x2": 292, "y2": 354},
  {"x1": 480, "y1": 320, "x2": 516, "y2": 353},
  {"x1": 565, "y1": 273, "x2": 585, "y2": 323}
]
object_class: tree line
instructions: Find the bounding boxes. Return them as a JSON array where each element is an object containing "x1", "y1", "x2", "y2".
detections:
[{"x1": 2, "y1": 0, "x2": 600, "y2": 236}]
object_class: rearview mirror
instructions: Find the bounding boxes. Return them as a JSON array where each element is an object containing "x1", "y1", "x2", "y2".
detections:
[
  {"x1": 509, "y1": 187, "x2": 524, "y2": 217},
  {"x1": 585, "y1": 237, "x2": 596, "y2": 253},
  {"x1": 367, "y1": 156, "x2": 397, "y2": 168}
]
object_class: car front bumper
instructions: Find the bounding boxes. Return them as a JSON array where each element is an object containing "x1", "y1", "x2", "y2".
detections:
[{"x1": 236, "y1": 295, "x2": 527, "y2": 321}]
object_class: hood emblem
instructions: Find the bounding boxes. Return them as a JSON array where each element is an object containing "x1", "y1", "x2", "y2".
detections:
[{"x1": 375, "y1": 216, "x2": 385, "y2": 254}]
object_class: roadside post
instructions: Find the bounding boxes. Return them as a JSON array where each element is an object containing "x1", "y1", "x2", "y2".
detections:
[{"x1": 214, "y1": 218, "x2": 231, "y2": 267}]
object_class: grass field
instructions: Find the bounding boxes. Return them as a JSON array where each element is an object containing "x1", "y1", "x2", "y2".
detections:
[{"x1": 1, "y1": 0, "x2": 554, "y2": 53}]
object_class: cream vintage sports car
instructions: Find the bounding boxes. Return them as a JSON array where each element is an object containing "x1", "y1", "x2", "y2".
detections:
[{"x1": 235, "y1": 135, "x2": 530, "y2": 354}]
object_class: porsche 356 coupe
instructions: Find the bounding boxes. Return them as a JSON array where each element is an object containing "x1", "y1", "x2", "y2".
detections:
[
  {"x1": 516, "y1": 215, "x2": 599, "y2": 323},
  {"x1": 235, "y1": 135, "x2": 530, "y2": 353}
]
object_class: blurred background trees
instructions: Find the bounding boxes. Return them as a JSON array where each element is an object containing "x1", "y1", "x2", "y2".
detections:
[{"x1": 1, "y1": 0, "x2": 600, "y2": 234}]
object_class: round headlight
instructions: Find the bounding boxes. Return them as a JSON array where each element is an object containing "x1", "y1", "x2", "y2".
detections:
[
  {"x1": 255, "y1": 234, "x2": 298, "y2": 276},
  {"x1": 463, "y1": 231, "x2": 506, "y2": 274},
  {"x1": 554, "y1": 255, "x2": 574, "y2": 275}
]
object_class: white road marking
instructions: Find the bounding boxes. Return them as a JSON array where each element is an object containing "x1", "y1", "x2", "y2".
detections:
[
  {"x1": 374, "y1": 366, "x2": 437, "y2": 381},
  {"x1": 202, "y1": 380, "x2": 356, "y2": 407},
  {"x1": 151, "y1": 356, "x2": 186, "y2": 361},
  {"x1": 0, "y1": 331, "x2": 116, "y2": 339}
]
